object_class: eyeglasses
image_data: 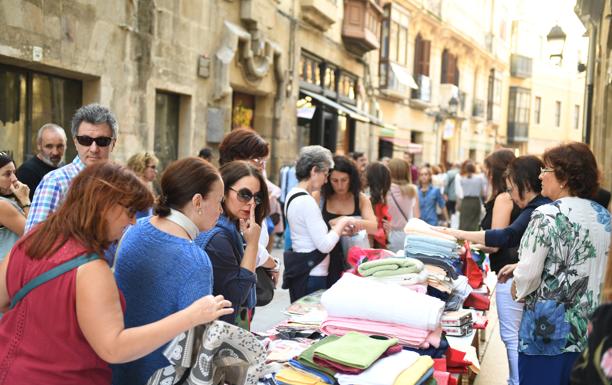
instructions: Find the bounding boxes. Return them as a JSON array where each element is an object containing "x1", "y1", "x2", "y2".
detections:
[
  {"x1": 505, "y1": 186, "x2": 513, "y2": 194},
  {"x1": 75, "y1": 135, "x2": 114, "y2": 147},
  {"x1": 540, "y1": 167, "x2": 555, "y2": 174},
  {"x1": 250, "y1": 157, "x2": 267, "y2": 166},
  {"x1": 229, "y1": 187, "x2": 262, "y2": 205}
]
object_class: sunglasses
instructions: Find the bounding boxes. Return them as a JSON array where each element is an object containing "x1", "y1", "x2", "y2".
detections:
[
  {"x1": 75, "y1": 135, "x2": 114, "y2": 147},
  {"x1": 229, "y1": 187, "x2": 262, "y2": 205},
  {"x1": 540, "y1": 167, "x2": 555, "y2": 174}
]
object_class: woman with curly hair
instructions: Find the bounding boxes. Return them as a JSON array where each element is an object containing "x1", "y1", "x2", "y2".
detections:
[{"x1": 498, "y1": 142, "x2": 611, "y2": 385}]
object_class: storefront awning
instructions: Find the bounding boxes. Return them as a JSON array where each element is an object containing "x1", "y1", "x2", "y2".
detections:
[
  {"x1": 300, "y1": 89, "x2": 369, "y2": 122},
  {"x1": 389, "y1": 63, "x2": 419, "y2": 90},
  {"x1": 380, "y1": 136, "x2": 423, "y2": 154}
]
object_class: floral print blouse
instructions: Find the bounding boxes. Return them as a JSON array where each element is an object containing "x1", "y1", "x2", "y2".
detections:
[{"x1": 514, "y1": 197, "x2": 611, "y2": 355}]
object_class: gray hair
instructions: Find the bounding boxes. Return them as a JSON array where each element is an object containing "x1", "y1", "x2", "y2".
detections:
[
  {"x1": 295, "y1": 145, "x2": 334, "y2": 181},
  {"x1": 37, "y1": 123, "x2": 67, "y2": 143},
  {"x1": 71, "y1": 103, "x2": 118, "y2": 138}
]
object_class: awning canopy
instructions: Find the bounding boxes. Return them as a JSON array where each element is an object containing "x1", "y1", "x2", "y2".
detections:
[
  {"x1": 380, "y1": 136, "x2": 423, "y2": 154},
  {"x1": 389, "y1": 63, "x2": 419, "y2": 90},
  {"x1": 300, "y1": 89, "x2": 369, "y2": 122}
]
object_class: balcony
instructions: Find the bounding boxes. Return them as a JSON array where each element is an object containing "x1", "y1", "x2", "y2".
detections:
[
  {"x1": 342, "y1": 0, "x2": 383, "y2": 56},
  {"x1": 380, "y1": 62, "x2": 418, "y2": 100},
  {"x1": 301, "y1": 0, "x2": 338, "y2": 32},
  {"x1": 510, "y1": 54, "x2": 533, "y2": 78},
  {"x1": 472, "y1": 99, "x2": 485, "y2": 120},
  {"x1": 410, "y1": 74, "x2": 432, "y2": 109},
  {"x1": 507, "y1": 122, "x2": 529, "y2": 143}
]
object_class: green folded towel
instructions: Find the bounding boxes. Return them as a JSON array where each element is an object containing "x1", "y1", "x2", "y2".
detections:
[
  {"x1": 313, "y1": 332, "x2": 398, "y2": 369},
  {"x1": 297, "y1": 335, "x2": 340, "y2": 376},
  {"x1": 358, "y1": 257, "x2": 424, "y2": 277}
]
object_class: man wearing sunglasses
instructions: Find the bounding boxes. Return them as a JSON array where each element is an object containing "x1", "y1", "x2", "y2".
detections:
[{"x1": 25, "y1": 104, "x2": 118, "y2": 232}]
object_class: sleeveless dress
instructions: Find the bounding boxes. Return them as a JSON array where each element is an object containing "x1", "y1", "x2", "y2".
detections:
[
  {"x1": 322, "y1": 194, "x2": 361, "y2": 287},
  {"x1": 0, "y1": 237, "x2": 122, "y2": 385},
  {"x1": 0, "y1": 196, "x2": 23, "y2": 261}
]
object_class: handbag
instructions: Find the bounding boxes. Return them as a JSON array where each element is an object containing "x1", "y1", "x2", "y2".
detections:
[{"x1": 255, "y1": 266, "x2": 275, "y2": 307}]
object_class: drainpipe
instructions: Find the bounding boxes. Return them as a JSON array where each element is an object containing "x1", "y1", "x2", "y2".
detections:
[{"x1": 583, "y1": 22, "x2": 596, "y2": 144}]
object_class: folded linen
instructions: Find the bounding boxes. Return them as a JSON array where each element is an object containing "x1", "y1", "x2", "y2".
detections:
[
  {"x1": 366, "y1": 269, "x2": 429, "y2": 284},
  {"x1": 409, "y1": 255, "x2": 460, "y2": 279},
  {"x1": 335, "y1": 350, "x2": 420, "y2": 385},
  {"x1": 275, "y1": 366, "x2": 330, "y2": 385},
  {"x1": 405, "y1": 234, "x2": 458, "y2": 249},
  {"x1": 312, "y1": 344, "x2": 402, "y2": 374},
  {"x1": 357, "y1": 257, "x2": 424, "y2": 277},
  {"x1": 297, "y1": 336, "x2": 340, "y2": 377},
  {"x1": 321, "y1": 273, "x2": 444, "y2": 331},
  {"x1": 393, "y1": 355, "x2": 434, "y2": 385},
  {"x1": 287, "y1": 360, "x2": 335, "y2": 384},
  {"x1": 320, "y1": 316, "x2": 442, "y2": 348},
  {"x1": 313, "y1": 332, "x2": 398, "y2": 370},
  {"x1": 404, "y1": 218, "x2": 457, "y2": 241}
]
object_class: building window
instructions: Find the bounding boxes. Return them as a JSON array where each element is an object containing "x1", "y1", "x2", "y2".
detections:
[
  {"x1": 380, "y1": 3, "x2": 410, "y2": 86},
  {"x1": 413, "y1": 33, "x2": 431, "y2": 76},
  {"x1": 154, "y1": 91, "x2": 180, "y2": 172},
  {"x1": 299, "y1": 53, "x2": 322, "y2": 87},
  {"x1": 232, "y1": 92, "x2": 256, "y2": 130},
  {"x1": 508, "y1": 87, "x2": 531, "y2": 125},
  {"x1": 555, "y1": 101, "x2": 561, "y2": 127},
  {"x1": 574, "y1": 104, "x2": 580, "y2": 130},
  {"x1": 0, "y1": 64, "x2": 82, "y2": 163},
  {"x1": 534, "y1": 96, "x2": 541, "y2": 124},
  {"x1": 441, "y1": 49, "x2": 459, "y2": 86},
  {"x1": 487, "y1": 69, "x2": 501, "y2": 122}
]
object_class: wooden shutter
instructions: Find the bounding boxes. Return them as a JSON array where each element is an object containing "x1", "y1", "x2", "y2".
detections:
[
  {"x1": 422, "y1": 40, "x2": 431, "y2": 76},
  {"x1": 441, "y1": 49, "x2": 449, "y2": 83},
  {"x1": 413, "y1": 34, "x2": 422, "y2": 75}
]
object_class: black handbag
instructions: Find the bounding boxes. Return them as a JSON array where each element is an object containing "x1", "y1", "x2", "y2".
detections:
[{"x1": 255, "y1": 266, "x2": 275, "y2": 306}]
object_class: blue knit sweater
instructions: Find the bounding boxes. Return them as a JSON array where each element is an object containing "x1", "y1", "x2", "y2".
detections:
[{"x1": 112, "y1": 218, "x2": 213, "y2": 385}]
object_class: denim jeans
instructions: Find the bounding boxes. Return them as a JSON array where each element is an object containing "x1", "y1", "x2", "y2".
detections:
[
  {"x1": 306, "y1": 275, "x2": 328, "y2": 295},
  {"x1": 496, "y1": 277, "x2": 524, "y2": 385}
]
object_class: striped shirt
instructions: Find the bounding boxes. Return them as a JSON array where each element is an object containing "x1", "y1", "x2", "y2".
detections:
[{"x1": 25, "y1": 156, "x2": 85, "y2": 232}]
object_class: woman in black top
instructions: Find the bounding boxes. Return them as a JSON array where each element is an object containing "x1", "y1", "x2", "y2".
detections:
[{"x1": 312, "y1": 156, "x2": 377, "y2": 286}]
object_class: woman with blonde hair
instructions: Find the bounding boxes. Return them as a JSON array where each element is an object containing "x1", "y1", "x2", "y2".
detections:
[
  {"x1": 127, "y1": 152, "x2": 159, "y2": 219},
  {"x1": 386, "y1": 159, "x2": 420, "y2": 252}
]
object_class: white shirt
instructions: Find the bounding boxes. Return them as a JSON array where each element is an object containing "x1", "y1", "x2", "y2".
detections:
[
  {"x1": 256, "y1": 224, "x2": 271, "y2": 267},
  {"x1": 286, "y1": 187, "x2": 340, "y2": 276}
]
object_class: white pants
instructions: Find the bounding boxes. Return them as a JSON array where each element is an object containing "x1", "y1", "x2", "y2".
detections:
[{"x1": 496, "y1": 277, "x2": 524, "y2": 385}]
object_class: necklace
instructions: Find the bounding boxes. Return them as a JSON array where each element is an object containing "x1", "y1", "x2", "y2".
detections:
[{"x1": 166, "y1": 208, "x2": 199, "y2": 240}]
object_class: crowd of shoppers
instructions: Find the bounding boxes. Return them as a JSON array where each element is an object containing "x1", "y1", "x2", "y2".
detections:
[{"x1": 0, "y1": 102, "x2": 610, "y2": 385}]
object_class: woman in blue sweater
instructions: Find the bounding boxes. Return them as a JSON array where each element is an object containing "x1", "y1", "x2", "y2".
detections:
[
  {"x1": 196, "y1": 161, "x2": 269, "y2": 330},
  {"x1": 113, "y1": 157, "x2": 231, "y2": 385}
]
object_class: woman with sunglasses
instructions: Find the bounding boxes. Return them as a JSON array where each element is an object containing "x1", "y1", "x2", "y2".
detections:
[
  {"x1": 218, "y1": 128, "x2": 281, "y2": 281},
  {"x1": 0, "y1": 152, "x2": 31, "y2": 261},
  {"x1": 195, "y1": 161, "x2": 269, "y2": 329},
  {"x1": 113, "y1": 157, "x2": 230, "y2": 385},
  {"x1": 0, "y1": 162, "x2": 232, "y2": 385}
]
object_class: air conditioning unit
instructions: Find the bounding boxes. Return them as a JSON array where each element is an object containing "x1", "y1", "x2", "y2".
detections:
[{"x1": 439, "y1": 83, "x2": 459, "y2": 110}]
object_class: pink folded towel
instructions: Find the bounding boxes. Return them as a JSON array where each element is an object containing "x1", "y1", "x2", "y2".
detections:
[{"x1": 320, "y1": 316, "x2": 442, "y2": 349}]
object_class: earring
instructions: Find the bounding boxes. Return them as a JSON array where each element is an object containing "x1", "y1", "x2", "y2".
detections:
[{"x1": 198, "y1": 209, "x2": 203, "y2": 215}]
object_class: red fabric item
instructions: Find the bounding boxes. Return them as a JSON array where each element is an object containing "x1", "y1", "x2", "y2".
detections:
[
  {"x1": 434, "y1": 371, "x2": 450, "y2": 385},
  {"x1": 463, "y1": 292, "x2": 491, "y2": 311},
  {"x1": 346, "y1": 247, "x2": 396, "y2": 274},
  {"x1": 445, "y1": 347, "x2": 471, "y2": 368},
  {"x1": 0, "y1": 237, "x2": 123, "y2": 385},
  {"x1": 448, "y1": 374, "x2": 459, "y2": 385},
  {"x1": 433, "y1": 358, "x2": 447, "y2": 371},
  {"x1": 462, "y1": 240, "x2": 484, "y2": 288},
  {"x1": 373, "y1": 203, "x2": 391, "y2": 247},
  {"x1": 312, "y1": 343, "x2": 402, "y2": 374}
]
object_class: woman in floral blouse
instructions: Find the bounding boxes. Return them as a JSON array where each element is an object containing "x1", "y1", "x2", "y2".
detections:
[{"x1": 499, "y1": 142, "x2": 611, "y2": 385}]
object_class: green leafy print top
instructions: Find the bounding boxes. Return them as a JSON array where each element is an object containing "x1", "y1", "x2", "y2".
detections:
[{"x1": 515, "y1": 197, "x2": 611, "y2": 355}]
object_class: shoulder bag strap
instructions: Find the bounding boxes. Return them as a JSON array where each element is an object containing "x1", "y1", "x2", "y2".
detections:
[
  {"x1": 389, "y1": 190, "x2": 408, "y2": 221},
  {"x1": 9, "y1": 253, "x2": 99, "y2": 310},
  {"x1": 284, "y1": 191, "x2": 308, "y2": 218}
]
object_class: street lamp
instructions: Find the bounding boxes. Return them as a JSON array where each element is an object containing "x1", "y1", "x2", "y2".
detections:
[
  {"x1": 547, "y1": 25, "x2": 566, "y2": 65},
  {"x1": 448, "y1": 96, "x2": 459, "y2": 116}
]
